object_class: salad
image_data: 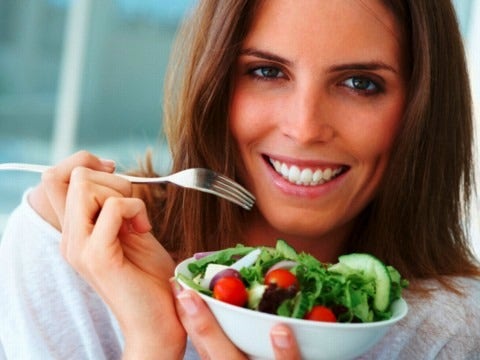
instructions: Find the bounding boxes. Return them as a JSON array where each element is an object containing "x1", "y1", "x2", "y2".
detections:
[{"x1": 177, "y1": 240, "x2": 408, "y2": 323}]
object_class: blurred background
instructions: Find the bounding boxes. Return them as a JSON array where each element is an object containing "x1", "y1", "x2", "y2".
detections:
[{"x1": 0, "y1": 0, "x2": 479, "y2": 256}]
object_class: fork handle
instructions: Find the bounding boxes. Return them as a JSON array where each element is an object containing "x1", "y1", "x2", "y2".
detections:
[
  {"x1": 0, "y1": 162, "x2": 162, "y2": 184},
  {"x1": 0, "y1": 163, "x2": 50, "y2": 173}
]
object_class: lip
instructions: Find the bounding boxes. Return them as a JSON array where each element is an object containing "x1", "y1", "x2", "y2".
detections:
[{"x1": 262, "y1": 154, "x2": 349, "y2": 197}]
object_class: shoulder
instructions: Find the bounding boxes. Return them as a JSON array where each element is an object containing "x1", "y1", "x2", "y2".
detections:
[
  {"x1": 1, "y1": 189, "x2": 61, "y2": 248},
  {"x1": 0, "y1": 190, "x2": 64, "y2": 280},
  {"x1": 405, "y1": 276, "x2": 480, "y2": 323},
  {"x1": 402, "y1": 277, "x2": 480, "y2": 357},
  {"x1": 0, "y1": 189, "x2": 87, "y2": 309},
  {"x1": 0, "y1": 190, "x2": 123, "y2": 359}
]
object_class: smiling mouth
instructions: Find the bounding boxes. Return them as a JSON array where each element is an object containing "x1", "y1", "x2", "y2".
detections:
[{"x1": 267, "y1": 157, "x2": 348, "y2": 186}]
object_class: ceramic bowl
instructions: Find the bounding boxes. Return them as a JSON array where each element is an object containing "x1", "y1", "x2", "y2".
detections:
[{"x1": 175, "y1": 257, "x2": 408, "y2": 360}]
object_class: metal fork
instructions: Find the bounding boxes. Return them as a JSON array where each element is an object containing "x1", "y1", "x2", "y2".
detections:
[{"x1": 0, "y1": 163, "x2": 255, "y2": 210}]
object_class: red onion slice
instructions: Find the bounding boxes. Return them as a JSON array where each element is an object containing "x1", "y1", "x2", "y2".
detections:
[
  {"x1": 209, "y1": 268, "x2": 242, "y2": 290},
  {"x1": 265, "y1": 260, "x2": 298, "y2": 276},
  {"x1": 193, "y1": 251, "x2": 218, "y2": 259}
]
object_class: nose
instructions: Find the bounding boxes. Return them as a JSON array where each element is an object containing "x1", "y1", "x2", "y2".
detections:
[{"x1": 280, "y1": 83, "x2": 336, "y2": 144}]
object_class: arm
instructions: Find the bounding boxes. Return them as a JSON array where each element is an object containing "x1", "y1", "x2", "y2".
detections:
[{"x1": 0, "y1": 191, "x2": 122, "y2": 360}]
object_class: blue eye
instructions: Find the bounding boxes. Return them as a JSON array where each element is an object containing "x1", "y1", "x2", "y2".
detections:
[
  {"x1": 251, "y1": 66, "x2": 284, "y2": 79},
  {"x1": 342, "y1": 76, "x2": 380, "y2": 93}
]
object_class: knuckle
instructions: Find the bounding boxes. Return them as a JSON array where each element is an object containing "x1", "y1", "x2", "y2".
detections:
[
  {"x1": 70, "y1": 166, "x2": 89, "y2": 180},
  {"x1": 191, "y1": 319, "x2": 215, "y2": 338},
  {"x1": 195, "y1": 348, "x2": 211, "y2": 360},
  {"x1": 40, "y1": 167, "x2": 58, "y2": 185},
  {"x1": 103, "y1": 196, "x2": 122, "y2": 210},
  {"x1": 73, "y1": 150, "x2": 95, "y2": 165}
]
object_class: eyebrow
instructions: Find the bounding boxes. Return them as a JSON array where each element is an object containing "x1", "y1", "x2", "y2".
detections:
[
  {"x1": 328, "y1": 62, "x2": 399, "y2": 74},
  {"x1": 239, "y1": 48, "x2": 399, "y2": 75},
  {"x1": 239, "y1": 48, "x2": 293, "y2": 67}
]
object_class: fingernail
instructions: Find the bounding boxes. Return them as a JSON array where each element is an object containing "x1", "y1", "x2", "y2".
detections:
[
  {"x1": 271, "y1": 328, "x2": 291, "y2": 349},
  {"x1": 100, "y1": 158, "x2": 116, "y2": 171},
  {"x1": 177, "y1": 291, "x2": 198, "y2": 315}
]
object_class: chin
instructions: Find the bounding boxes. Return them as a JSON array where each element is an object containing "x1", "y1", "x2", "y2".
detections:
[{"x1": 267, "y1": 212, "x2": 334, "y2": 240}]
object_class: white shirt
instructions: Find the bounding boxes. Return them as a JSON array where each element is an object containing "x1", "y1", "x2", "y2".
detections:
[{"x1": 1, "y1": 191, "x2": 479, "y2": 359}]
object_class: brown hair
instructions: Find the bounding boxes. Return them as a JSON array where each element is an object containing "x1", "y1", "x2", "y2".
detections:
[
  {"x1": 136, "y1": 0, "x2": 479, "y2": 288},
  {"x1": 134, "y1": 1, "x2": 259, "y2": 261},
  {"x1": 349, "y1": 0, "x2": 480, "y2": 287}
]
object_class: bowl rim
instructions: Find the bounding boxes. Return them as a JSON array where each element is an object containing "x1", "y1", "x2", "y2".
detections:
[{"x1": 175, "y1": 256, "x2": 408, "y2": 329}]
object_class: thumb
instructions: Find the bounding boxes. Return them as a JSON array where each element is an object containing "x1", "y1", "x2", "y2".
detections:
[{"x1": 270, "y1": 324, "x2": 302, "y2": 360}]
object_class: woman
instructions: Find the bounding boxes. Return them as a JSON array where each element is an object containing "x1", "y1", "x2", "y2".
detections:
[{"x1": 0, "y1": 0, "x2": 479, "y2": 359}]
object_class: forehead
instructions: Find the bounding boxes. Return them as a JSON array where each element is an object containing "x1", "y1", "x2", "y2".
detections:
[
  {"x1": 244, "y1": 0, "x2": 404, "y2": 68},
  {"x1": 250, "y1": 0, "x2": 401, "y2": 33}
]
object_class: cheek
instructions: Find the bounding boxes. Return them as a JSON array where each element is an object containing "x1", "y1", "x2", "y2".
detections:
[
  {"x1": 353, "y1": 121, "x2": 398, "y2": 158},
  {"x1": 347, "y1": 102, "x2": 405, "y2": 162},
  {"x1": 229, "y1": 88, "x2": 268, "y2": 147}
]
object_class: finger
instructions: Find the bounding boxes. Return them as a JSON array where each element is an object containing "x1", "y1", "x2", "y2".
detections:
[
  {"x1": 62, "y1": 197, "x2": 147, "y2": 280},
  {"x1": 61, "y1": 167, "x2": 132, "y2": 262},
  {"x1": 91, "y1": 197, "x2": 152, "y2": 265},
  {"x1": 172, "y1": 286, "x2": 246, "y2": 360},
  {"x1": 270, "y1": 324, "x2": 302, "y2": 360},
  {"x1": 92, "y1": 196, "x2": 170, "y2": 263},
  {"x1": 69, "y1": 165, "x2": 133, "y2": 200},
  {"x1": 42, "y1": 150, "x2": 116, "y2": 228}
]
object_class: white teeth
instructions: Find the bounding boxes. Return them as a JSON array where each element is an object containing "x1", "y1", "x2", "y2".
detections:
[
  {"x1": 323, "y1": 168, "x2": 332, "y2": 181},
  {"x1": 299, "y1": 168, "x2": 313, "y2": 184},
  {"x1": 269, "y1": 158, "x2": 344, "y2": 186},
  {"x1": 313, "y1": 169, "x2": 322, "y2": 183},
  {"x1": 288, "y1": 166, "x2": 300, "y2": 183}
]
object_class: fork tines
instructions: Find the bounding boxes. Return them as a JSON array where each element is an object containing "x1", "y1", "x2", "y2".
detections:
[{"x1": 211, "y1": 174, "x2": 255, "y2": 210}]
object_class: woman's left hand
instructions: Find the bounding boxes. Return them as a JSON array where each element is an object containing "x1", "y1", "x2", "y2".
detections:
[{"x1": 171, "y1": 281, "x2": 303, "y2": 360}]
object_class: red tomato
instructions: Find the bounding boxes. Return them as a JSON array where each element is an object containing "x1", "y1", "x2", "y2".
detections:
[
  {"x1": 304, "y1": 305, "x2": 337, "y2": 322},
  {"x1": 264, "y1": 269, "x2": 298, "y2": 289},
  {"x1": 212, "y1": 276, "x2": 248, "y2": 307}
]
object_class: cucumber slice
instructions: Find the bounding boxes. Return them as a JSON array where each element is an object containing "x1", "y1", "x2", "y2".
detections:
[
  {"x1": 291, "y1": 291, "x2": 311, "y2": 319},
  {"x1": 331, "y1": 253, "x2": 392, "y2": 312},
  {"x1": 247, "y1": 282, "x2": 267, "y2": 310}
]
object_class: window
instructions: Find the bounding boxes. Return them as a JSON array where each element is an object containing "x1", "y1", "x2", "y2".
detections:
[{"x1": 0, "y1": 0, "x2": 195, "y2": 229}]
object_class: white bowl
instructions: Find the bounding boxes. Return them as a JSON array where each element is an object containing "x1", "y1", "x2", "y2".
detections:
[{"x1": 175, "y1": 257, "x2": 408, "y2": 360}]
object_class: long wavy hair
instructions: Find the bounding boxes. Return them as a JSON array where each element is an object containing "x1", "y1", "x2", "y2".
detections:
[{"x1": 134, "y1": 0, "x2": 479, "y2": 290}]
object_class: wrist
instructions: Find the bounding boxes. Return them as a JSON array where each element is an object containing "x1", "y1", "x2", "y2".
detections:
[
  {"x1": 122, "y1": 327, "x2": 186, "y2": 360},
  {"x1": 122, "y1": 336, "x2": 186, "y2": 360},
  {"x1": 118, "y1": 296, "x2": 187, "y2": 360}
]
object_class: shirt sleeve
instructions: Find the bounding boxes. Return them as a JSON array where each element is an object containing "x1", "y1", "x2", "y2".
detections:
[{"x1": 0, "y1": 190, "x2": 123, "y2": 360}]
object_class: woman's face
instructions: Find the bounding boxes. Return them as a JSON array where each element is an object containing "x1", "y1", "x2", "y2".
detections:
[{"x1": 229, "y1": 0, "x2": 407, "y2": 256}]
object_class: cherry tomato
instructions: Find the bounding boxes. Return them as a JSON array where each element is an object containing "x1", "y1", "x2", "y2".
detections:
[
  {"x1": 264, "y1": 269, "x2": 298, "y2": 289},
  {"x1": 212, "y1": 276, "x2": 248, "y2": 307},
  {"x1": 304, "y1": 305, "x2": 337, "y2": 322}
]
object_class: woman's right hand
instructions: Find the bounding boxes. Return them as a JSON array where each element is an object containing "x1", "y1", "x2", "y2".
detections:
[
  {"x1": 58, "y1": 154, "x2": 186, "y2": 358},
  {"x1": 28, "y1": 151, "x2": 116, "y2": 230},
  {"x1": 29, "y1": 151, "x2": 187, "y2": 358}
]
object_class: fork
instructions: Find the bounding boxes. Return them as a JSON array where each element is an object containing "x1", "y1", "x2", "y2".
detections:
[{"x1": 0, "y1": 163, "x2": 255, "y2": 210}]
